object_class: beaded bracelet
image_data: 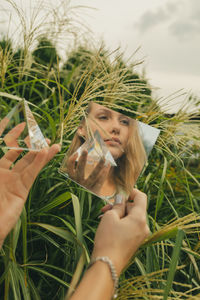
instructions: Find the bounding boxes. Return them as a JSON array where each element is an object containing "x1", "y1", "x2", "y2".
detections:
[{"x1": 88, "y1": 256, "x2": 119, "y2": 299}]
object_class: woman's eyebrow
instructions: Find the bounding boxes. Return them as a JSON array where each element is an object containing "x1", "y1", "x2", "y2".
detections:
[
  {"x1": 97, "y1": 109, "x2": 111, "y2": 115},
  {"x1": 119, "y1": 114, "x2": 129, "y2": 120},
  {"x1": 96, "y1": 108, "x2": 129, "y2": 120}
]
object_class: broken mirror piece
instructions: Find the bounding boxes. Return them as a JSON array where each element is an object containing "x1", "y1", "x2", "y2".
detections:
[
  {"x1": 0, "y1": 99, "x2": 48, "y2": 151},
  {"x1": 138, "y1": 121, "x2": 160, "y2": 156},
  {"x1": 59, "y1": 102, "x2": 160, "y2": 205},
  {"x1": 75, "y1": 130, "x2": 117, "y2": 167}
]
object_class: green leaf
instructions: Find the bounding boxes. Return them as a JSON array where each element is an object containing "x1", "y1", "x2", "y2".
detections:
[
  {"x1": 163, "y1": 229, "x2": 185, "y2": 300},
  {"x1": 9, "y1": 262, "x2": 21, "y2": 300},
  {"x1": 30, "y1": 223, "x2": 76, "y2": 244},
  {"x1": 71, "y1": 194, "x2": 83, "y2": 243},
  {"x1": 33, "y1": 192, "x2": 72, "y2": 215},
  {"x1": 143, "y1": 227, "x2": 178, "y2": 247},
  {"x1": 17, "y1": 267, "x2": 31, "y2": 300},
  {"x1": 27, "y1": 266, "x2": 70, "y2": 288},
  {"x1": 65, "y1": 252, "x2": 86, "y2": 299}
]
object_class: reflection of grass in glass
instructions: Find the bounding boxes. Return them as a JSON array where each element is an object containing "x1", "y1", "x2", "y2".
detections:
[{"x1": 0, "y1": 1, "x2": 200, "y2": 299}]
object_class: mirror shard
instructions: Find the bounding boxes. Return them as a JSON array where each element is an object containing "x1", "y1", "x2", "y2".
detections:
[
  {"x1": 59, "y1": 102, "x2": 160, "y2": 205},
  {"x1": 0, "y1": 99, "x2": 48, "y2": 151},
  {"x1": 75, "y1": 130, "x2": 117, "y2": 166}
]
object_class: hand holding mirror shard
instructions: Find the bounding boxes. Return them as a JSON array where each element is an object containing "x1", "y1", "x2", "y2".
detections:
[
  {"x1": 0, "y1": 99, "x2": 48, "y2": 151},
  {"x1": 59, "y1": 102, "x2": 160, "y2": 204}
]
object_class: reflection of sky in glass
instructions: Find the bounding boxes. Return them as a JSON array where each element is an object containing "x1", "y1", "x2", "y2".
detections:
[{"x1": 138, "y1": 121, "x2": 160, "y2": 156}]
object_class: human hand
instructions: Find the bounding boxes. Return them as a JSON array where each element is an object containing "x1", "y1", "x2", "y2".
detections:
[
  {"x1": 92, "y1": 189, "x2": 149, "y2": 275},
  {"x1": 0, "y1": 121, "x2": 60, "y2": 247},
  {"x1": 66, "y1": 150, "x2": 111, "y2": 195}
]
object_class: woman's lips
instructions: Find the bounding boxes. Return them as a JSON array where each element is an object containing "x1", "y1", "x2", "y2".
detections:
[{"x1": 104, "y1": 138, "x2": 121, "y2": 146}]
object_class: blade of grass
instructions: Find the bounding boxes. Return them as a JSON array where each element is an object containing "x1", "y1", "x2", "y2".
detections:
[
  {"x1": 33, "y1": 191, "x2": 72, "y2": 215},
  {"x1": 65, "y1": 251, "x2": 86, "y2": 300},
  {"x1": 30, "y1": 223, "x2": 76, "y2": 244},
  {"x1": 28, "y1": 266, "x2": 70, "y2": 288},
  {"x1": 71, "y1": 194, "x2": 83, "y2": 243},
  {"x1": 163, "y1": 229, "x2": 185, "y2": 300}
]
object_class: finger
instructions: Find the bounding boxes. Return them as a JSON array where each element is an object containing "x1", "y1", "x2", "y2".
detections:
[
  {"x1": 66, "y1": 152, "x2": 78, "y2": 178},
  {"x1": 0, "y1": 117, "x2": 10, "y2": 135},
  {"x1": 12, "y1": 138, "x2": 53, "y2": 172},
  {"x1": 44, "y1": 144, "x2": 61, "y2": 165},
  {"x1": 76, "y1": 150, "x2": 87, "y2": 182},
  {"x1": 87, "y1": 158, "x2": 108, "y2": 185},
  {"x1": 12, "y1": 151, "x2": 37, "y2": 172},
  {"x1": 110, "y1": 201, "x2": 126, "y2": 219},
  {"x1": 24, "y1": 136, "x2": 51, "y2": 149},
  {"x1": 24, "y1": 135, "x2": 31, "y2": 148},
  {"x1": 0, "y1": 149, "x2": 23, "y2": 169},
  {"x1": 88, "y1": 164, "x2": 110, "y2": 191},
  {"x1": 15, "y1": 143, "x2": 61, "y2": 173},
  {"x1": 101, "y1": 204, "x2": 112, "y2": 213},
  {"x1": 3, "y1": 123, "x2": 26, "y2": 148},
  {"x1": 126, "y1": 189, "x2": 147, "y2": 216},
  {"x1": 46, "y1": 138, "x2": 51, "y2": 145},
  {"x1": 21, "y1": 144, "x2": 60, "y2": 191}
]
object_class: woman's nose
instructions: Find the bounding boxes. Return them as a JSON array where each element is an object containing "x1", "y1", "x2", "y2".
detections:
[{"x1": 109, "y1": 120, "x2": 120, "y2": 134}]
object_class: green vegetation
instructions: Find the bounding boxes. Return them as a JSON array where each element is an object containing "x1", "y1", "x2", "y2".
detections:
[{"x1": 0, "y1": 1, "x2": 200, "y2": 299}]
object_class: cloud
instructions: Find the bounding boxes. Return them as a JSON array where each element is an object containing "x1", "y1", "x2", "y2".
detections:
[
  {"x1": 165, "y1": 2, "x2": 180, "y2": 14},
  {"x1": 169, "y1": 21, "x2": 200, "y2": 41},
  {"x1": 136, "y1": 0, "x2": 200, "y2": 41},
  {"x1": 135, "y1": 7, "x2": 170, "y2": 33},
  {"x1": 168, "y1": 0, "x2": 200, "y2": 40},
  {"x1": 135, "y1": 2, "x2": 181, "y2": 33}
]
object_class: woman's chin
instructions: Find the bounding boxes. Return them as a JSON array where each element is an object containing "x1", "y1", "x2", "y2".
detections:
[
  {"x1": 104, "y1": 142, "x2": 122, "y2": 160},
  {"x1": 109, "y1": 149, "x2": 123, "y2": 161}
]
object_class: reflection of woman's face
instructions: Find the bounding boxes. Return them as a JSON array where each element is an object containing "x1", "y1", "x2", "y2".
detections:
[{"x1": 81, "y1": 103, "x2": 131, "y2": 160}]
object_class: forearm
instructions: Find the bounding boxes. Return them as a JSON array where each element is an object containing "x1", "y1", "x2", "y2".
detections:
[{"x1": 69, "y1": 261, "x2": 115, "y2": 300}]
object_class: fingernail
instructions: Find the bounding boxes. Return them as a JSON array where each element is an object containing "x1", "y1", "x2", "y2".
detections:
[
  {"x1": 98, "y1": 214, "x2": 104, "y2": 219},
  {"x1": 81, "y1": 150, "x2": 88, "y2": 155},
  {"x1": 57, "y1": 144, "x2": 61, "y2": 152},
  {"x1": 114, "y1": 195, "x2": 123, "y2": 204}
]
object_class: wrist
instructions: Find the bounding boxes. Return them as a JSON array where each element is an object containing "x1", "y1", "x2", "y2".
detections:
[
  {"x1": 92, "y1": 250, "x2": 124, "y2": 276},
  {"x1": 88, "y1": 256, "x2": 119, "y2": 299}
]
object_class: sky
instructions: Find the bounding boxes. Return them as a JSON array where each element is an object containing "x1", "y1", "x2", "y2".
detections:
[
  {"x1": 1, "y1": 0, "x2": 200, "y2": 112},
  {"x1": 80, "y1": 0, "x2": 200, "y2": 112}
]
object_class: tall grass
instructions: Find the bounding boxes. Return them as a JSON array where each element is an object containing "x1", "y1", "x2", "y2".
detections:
[{"x1": 0, "y1": 1, "x2": 200, "y2": 299}]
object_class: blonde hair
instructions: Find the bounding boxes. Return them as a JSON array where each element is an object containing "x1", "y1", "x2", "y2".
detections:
[
  {"x1": 114, "y1": 119, "x2": 146, "y2": 194},
  {"x1": 61, "y1": 104, "x2": 147, "y2": 195}
]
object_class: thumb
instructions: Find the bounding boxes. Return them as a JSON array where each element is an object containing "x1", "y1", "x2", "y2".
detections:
[
  {"x1": 101, "y1": 204, "x2": 112, "y2": 213},
  {"x1": 126, "y1": 189, "x2": 147, "y2": 216},
  {"x1": 111, "y1": 201, "x2": 126, "y2": 219}
]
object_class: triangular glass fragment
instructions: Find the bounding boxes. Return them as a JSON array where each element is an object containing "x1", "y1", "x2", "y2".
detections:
[
  {"x1": 75, "y1": 130, "x2": 117, "y2": 166},
  {"x1": 0, "y1": 100, "x2": 48, "y2": 151}
]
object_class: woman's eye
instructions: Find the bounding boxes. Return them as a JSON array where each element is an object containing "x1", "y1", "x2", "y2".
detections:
[
  {"x1": 98, "y1": 115, "x2": 108, "y2": 120},
  {"x1": 121, "y1": 119, "x2": 129, "y2": 126}
]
